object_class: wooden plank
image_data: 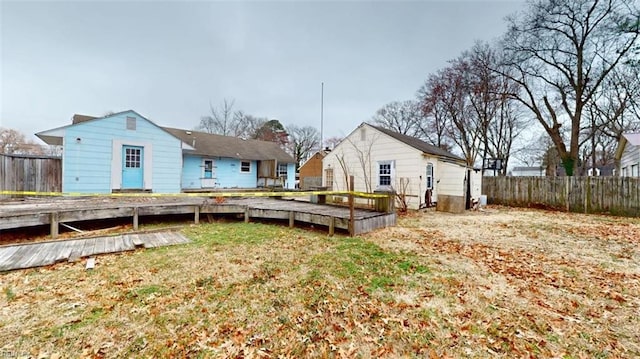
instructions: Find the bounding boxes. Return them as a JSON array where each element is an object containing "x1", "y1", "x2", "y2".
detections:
[
  {"x1": 59, "y1": 208, "x2": 133, "y2": 222},
  {"x1": 131, "y1": 234, "x2": 144, "y2": 247},
  {"x1": 103, "y1": 236, "x2": 116, "y2": 253},
  {"x1": 68, "y1": 239, "x2": 84, "y2": 262},
  {"x1": 80, "y1": 238, "x2": 98, "y2": 257},
  {"x1": 122, "y1": 234, "x2": 134, "y2": 250},
  {"x1": 0, "y1": 246, "x2": 20, "y2": 263},
  {"x1": 54, "y1": 241, "x2": 75, "y2": 263},
  {"x1": 174, "y1": 233, "x2": 190, "y2": 244},
  {"x1": 133, "y1": 208, "x2": 139, "y2": 231},
  {"x1": 93, "y1": 237, "x2": 106, "y2": 254},
  {"x1": 113, "y1": 236, "x2": 126, "y2": 252}
]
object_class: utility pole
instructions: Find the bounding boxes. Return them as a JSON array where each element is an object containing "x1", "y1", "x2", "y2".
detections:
[{"x1": 320, "y1": 82, "x2": 324, "y2": 150}]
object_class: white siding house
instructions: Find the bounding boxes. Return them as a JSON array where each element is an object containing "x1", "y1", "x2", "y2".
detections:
[
  {"x1": 322, "y1": 123, "x2": 480, "y2": 212},
  {"x1": 615, "y1": 133, "x2": 640, "y2": 177},
  {"x1": 510, "y1": 166, "x2": 546, "y2": 176}
]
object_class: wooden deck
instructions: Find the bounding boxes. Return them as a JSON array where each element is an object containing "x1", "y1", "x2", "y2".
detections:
[
  {"x1": 0, "y1": 196, "x2": 396, "y2": 238},
  {"x1": 0, "y1": 231, "x2": 190, "y2": 271}
]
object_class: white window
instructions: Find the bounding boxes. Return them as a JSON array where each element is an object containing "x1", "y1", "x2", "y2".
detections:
[
  {"x1": 426, "y1": 163, "x2": 434, "y2": 189},
  {"x1": 324, "y1": 168, "x2": 334, "y2": 190},
  {"x1": 632, "y1": 164, "x2": 639, "y2": 177},
  {"x1": 377, "y1": 160, "x2": 394, "y2": 188},
  {"x1": 277, "y1": 163, "x2": 288, "y2": 177},
  {"x1": 240, "y1": 161, "x2": 251, "y2": 173},
  {"x1": 203, "y1": 159, "x2": 214, "y2": 179},
  {"x1": 125, "y1": 147, "x2": 141, "y2": 168},
  {"x1": 623, "y1": 166, "x2": 629, "y2": 177},
  {"x1": 126, "y1": 116, "x2": 136, "y2": 130}
]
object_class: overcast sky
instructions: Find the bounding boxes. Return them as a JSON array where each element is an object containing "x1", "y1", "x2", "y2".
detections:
[{"x1": 1, "y1": 0, "x2": 524, "y2": 144}]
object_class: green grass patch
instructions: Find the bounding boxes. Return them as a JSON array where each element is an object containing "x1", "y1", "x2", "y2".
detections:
[
  {"x1": 307, "y1": 236, "x2": 430, "y2": 293},
  {"x1": 4, "y1": 286, "x2": 16, "y2": 302},
  {"x1": 51, "y1": 307, "x2": 105, "y2": 337},
  {"x1": 182, "y1": 221, "x2": 283, "y2": 246}
]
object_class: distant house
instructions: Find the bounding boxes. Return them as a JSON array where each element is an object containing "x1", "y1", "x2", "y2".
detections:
[
  {"x1": 510, "y1": 166, "x2": 545, "y2": 177},
  {"x1": 298, "y1": 149, "x2": 330, "y2": 190},
  {"x1": 322, "y1": 123, "x2": 481, "y2": 212},
  {"x1": 36, "y1": 110, "x2": 296, "y2": 193},
  {"x1": 615, "y1": 133, "x2": 640, "y2": 177}
]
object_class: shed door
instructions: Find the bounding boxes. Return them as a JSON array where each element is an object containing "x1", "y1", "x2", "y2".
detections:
[{"x1": 122, "y1": 145, "x2": 144, "y2": 189}]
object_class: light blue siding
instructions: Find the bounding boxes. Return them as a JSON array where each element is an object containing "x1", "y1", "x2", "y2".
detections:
[
  {"x1": 181, "y1": 155, "x2": 202, "y2": 189},
  {"x1": 182, "y1": 156, "x2": 258, "y2": 189},
  {"x1": 62, "y1": 111, "x2": 182, "y2": 193}
]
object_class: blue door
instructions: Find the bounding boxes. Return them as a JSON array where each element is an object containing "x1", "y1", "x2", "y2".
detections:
[{"x1": 122, "y1": 145, "x2": 144, "y2": 189}]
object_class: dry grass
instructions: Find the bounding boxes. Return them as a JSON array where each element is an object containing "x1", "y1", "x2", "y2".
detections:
[{"x1": 1, "y1": 207, "x2": 639, "y2": 358}]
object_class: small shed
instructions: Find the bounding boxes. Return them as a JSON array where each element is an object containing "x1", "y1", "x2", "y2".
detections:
[{"x1": 322, "y1": 123, "x2": 481, "y2": 212}]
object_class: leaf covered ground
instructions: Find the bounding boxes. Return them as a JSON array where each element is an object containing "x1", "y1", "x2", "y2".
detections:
[{"x1": 1, "y1": 206, "x2": 639, "y2": 358}]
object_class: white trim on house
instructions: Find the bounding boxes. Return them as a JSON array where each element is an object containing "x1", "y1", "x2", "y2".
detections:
[{"x1": 111, "y1": 139, "x2": 153, "y2": 190}]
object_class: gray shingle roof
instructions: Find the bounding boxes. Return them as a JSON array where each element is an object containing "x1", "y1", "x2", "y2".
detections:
[
  {"x1": 163, "y1": 127, "x2": 295, "y2": 163},
  {"x1": 369, "y1": 124, "x2": 465, "y2": 162}
]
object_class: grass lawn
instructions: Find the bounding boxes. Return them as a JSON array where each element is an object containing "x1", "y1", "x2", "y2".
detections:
[{"x1": 1, "y1": 206, "x2": 639, "y2": 358}]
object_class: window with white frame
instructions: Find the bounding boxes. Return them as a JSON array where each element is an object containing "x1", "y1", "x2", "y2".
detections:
[
  {"x1": 377, "y1": 160, "x2": 394, "y2": 187},
  {"x1": 325, "y1": 168, "x2": 334, "y2": 190},
  {"x1": 277, "y1": 163, "x2": 288, "y2": 178},
  {"x1": 623, "y1": 166, "x2": 629, "y2": 177},
  {"x1": 203, "y1": 159, "x2": 214, "y2": 179},
  {"x1": 632, "y1": 164, "x2": 639, "y2": 177},
  {"x1": 240, "y1": 161, "x2": 251, "y2": 173},
  {"x1": 426, "y1": 163, "x2": 434, "y2": 189}
]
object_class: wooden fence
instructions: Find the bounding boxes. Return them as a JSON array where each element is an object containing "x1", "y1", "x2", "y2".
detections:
[
  {"x1": 1, "y1": 153, "x2": 61, "y2": 197},
  {"x1": 483, "y1": 176, "x2": 640, "y2": 217}
]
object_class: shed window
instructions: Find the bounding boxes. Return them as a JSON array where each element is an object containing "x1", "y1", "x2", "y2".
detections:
[
  {"x1": 377, "y1": 160, "x2": 394, "y2": 187},
  {"x1": 325, "y1": 168, "x2": 334, "y2": 190},
  {"x1": 426, "y1": 163, "x2": 434, "y2": 189},
  {"x1": 240, "y1": 161, "x2": 251, "y2": 173},
  {"x1": 126, "y1": 117, "x2": 136, "y2": 130}
]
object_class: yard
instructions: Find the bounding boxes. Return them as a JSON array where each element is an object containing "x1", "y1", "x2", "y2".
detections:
[{"x1": 1, "y1": 206, "x2": 639, "y2": 358}]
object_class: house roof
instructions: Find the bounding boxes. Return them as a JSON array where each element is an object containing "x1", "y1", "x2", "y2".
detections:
[
  {"x1": 623, "y1": 133, "x2": 640, "y2": 146},
  {"x1": 72, "y1": 114, "x2": 98, "y2": 124},
  {"x1": 36, "y1": 110, "x2": 182, "y2": 147},
  {"x1": 614, "y1": 132, "x2": 640, "y2": 161},
  {"x1": 368, "y1": 124, "x2": 465, "y2": 162},
  {"x1": 163, "y1": 127, "x2": 295, "y2": 163}
]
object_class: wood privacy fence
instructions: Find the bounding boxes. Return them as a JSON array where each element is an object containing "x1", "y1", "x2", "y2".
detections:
[
  {"x1": 483, "y1": 176, "x2": 640, "y2": 217},
  {"x1": 0, "y1": 153, "x2": 61, "y2": 197}
]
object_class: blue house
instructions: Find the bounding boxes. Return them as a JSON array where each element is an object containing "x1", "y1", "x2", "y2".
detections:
[{"x1": 36, "y1": 110, "x2": 296, "y2": 193}]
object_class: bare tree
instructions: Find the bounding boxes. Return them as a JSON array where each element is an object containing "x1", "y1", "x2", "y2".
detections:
[
  {"x1": 232, "y1": 112, "x2": 267, "y2": 139},
  {"x1": 287, "y1": 125, "x2": 320, "y2": 171},
  {"x1": 417, "y1": 74, "x2": 454, "y2": 151},
  {"x1": 0, "y1": 128, "x2": 44, "y2": 155},
  {"x1": 371, "y1": 100, "x2": 422, "y2": 136},
  {"x1": 498, "y1": 0, "x2": 640, "y2": 175},
  {"x1": 198, "y1": 99, "x2": 239, "y2": 135},
  {"x1": 323, "y1": 136, "x2": 343, "y2": 150}
]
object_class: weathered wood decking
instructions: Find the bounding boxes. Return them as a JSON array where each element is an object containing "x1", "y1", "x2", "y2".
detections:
[
  {"x1": 0, "y1": 196, "x2": 396, "y2": 237},
  {"x1": 0, "y1": 231, "x2": 190, "y2": 271}
]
